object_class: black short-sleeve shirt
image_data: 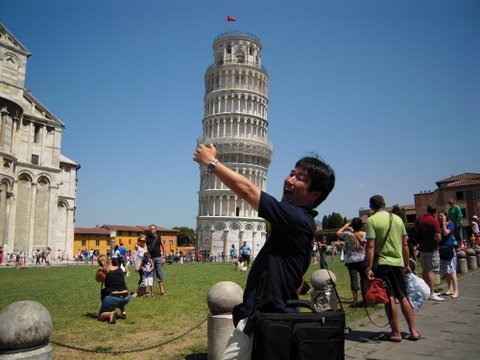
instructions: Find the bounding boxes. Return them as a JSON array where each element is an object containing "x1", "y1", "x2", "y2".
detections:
[{"x1": 232, "y1": 191, "x2": 317, "y2": 324}]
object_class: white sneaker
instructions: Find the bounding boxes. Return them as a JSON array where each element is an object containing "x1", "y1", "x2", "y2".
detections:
[{"x1": 429, "y1": 294, "x2": 445, "y2": 301}]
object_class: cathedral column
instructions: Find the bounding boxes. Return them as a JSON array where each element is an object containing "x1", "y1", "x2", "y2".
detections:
[
  {"x1": 210, "y1": 229, "x2": 215, "y2": 255},
  {"x1": 47, "y1": 184, "x2": 57, "y2": 250},
  {"x1": 4, "y1": 189, "x2": 16, "y2": 255},
  {"x1": 0, "y1": 107, "x2": 8, "y2": 148},
  {"x1": 27, "y1": 181, "x2": 38, "y2": 256},
  {"x1": 238, "y1": 230, "x2": 244, "y2": 251},
  {"x1": 223, "y1": 229, "x2": 229, "y2": 262},
  {"x1": 40, "y1": 125, "x2": 46, "y2": 165},
  {"x1": 65, "y1": 206, "x2": 75, "y2": 259}
]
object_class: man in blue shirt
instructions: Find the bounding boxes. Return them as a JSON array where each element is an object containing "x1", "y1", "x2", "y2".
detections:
[
  {"x1": 194, "y1": 144, "x2": 335, "y2": 359},
  {"x1": 239, "y1": 241, "x2": 252, "y2": 268}
]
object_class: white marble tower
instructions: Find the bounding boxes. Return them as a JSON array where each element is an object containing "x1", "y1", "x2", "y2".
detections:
[{"x1": 196, "y1": 32, "x2": 272, "y2": 259}]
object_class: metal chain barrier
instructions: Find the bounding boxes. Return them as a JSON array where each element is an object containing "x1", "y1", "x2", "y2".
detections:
[{"x1": 50, "y1": 316, "x2": 208, "y2": 355}]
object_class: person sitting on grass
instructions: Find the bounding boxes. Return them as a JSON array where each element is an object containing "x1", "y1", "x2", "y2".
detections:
[{"x1": 96, "y1": 254, "x2": 131, "y2": 324}]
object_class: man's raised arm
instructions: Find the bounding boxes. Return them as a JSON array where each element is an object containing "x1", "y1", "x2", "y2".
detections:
[{"x1": 194, "y1": 144, "x2": 261, "y2": 211}]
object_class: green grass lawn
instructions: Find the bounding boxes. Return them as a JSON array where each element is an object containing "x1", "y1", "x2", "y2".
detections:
[{"x1": 0, "y1": 259, "x2": 377, "y2": 359}]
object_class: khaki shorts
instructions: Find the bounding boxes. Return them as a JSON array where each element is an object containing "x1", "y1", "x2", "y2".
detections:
[{"x1": 419, "y1": 251, "x2": 440, "y2": 272}]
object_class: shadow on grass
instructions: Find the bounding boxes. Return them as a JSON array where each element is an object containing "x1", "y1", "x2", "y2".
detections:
[
  {"x1": 82, "y1": 312, "x2": 98, "y2": 319},
  {"x1": 185, "y1": 354, "x2": 207, "y2": 360}
]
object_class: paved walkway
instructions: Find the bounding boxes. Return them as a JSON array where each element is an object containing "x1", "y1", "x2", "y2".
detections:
[{"x1": 345, "y1": 269, "x2": 480, "y2": 359}]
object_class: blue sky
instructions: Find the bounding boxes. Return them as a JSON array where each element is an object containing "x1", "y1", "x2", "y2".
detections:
[{"x1": 2, "y1": 0, "x2": 479, "y2": 229}]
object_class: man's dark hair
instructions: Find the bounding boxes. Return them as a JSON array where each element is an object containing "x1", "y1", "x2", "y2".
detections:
[
  {"x1": 295, "y1": 156, "x2": 335, "y2": 208},
  {"x1": 369, "y1": 195, "x2": 385, "y2": 211},
  {"x1": 427, "y1": 205, "x2": 437, "y2": 214}
]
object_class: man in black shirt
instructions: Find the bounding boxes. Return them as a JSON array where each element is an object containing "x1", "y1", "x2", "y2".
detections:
[
  {"x1": 146, "y1": 224, "x2": 167, "y2": 295},
  {"x1": 194, "y1": 144, "x2": 335, "y2": 359}
]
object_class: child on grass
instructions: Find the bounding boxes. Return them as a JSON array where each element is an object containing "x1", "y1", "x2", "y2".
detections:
[{"x1": 140, "y1": 252, "x2": 155, "y2": 297}]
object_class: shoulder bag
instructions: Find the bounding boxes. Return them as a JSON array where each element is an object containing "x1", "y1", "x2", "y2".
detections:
[
  {"x1": 363, "y1": 213, "x2": 392, "y2": 306},
  {"x1": 250, "y1": 272, "x2": 345, "y2": 360}
]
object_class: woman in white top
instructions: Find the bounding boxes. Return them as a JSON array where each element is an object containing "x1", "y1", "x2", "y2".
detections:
[
  {"x1": 133, "y1": 235, "x2": 148, "y2": 287},
  {"x1": 336, "y1": 217, "x2": 367, "y2": 307}
]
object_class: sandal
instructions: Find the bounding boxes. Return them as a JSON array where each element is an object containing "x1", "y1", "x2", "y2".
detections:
[
  {"x1": 404, "y1": 333, "x2": 421, "y2": 341},
  {"x1": 377, "y1": 333, "x2": 401, "y2": 342},
  {"x1": 120, "y1": 312, "x2": 127, "y2": 319}
]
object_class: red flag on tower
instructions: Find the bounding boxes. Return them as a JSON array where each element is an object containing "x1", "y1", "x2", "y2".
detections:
[{"x1": 227, "y1": 15, "x2": 237, "y2": 22}]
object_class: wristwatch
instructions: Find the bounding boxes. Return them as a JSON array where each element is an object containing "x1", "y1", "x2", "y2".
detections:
[{"x1": 207, "y1": 159, "x2": 218, "y2": 173}]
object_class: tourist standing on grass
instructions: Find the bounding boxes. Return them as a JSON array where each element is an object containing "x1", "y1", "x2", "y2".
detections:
[
  {"x1": 365, "y1": 195, "x2": 420, "y2": 342},
  {"x1": 111, "y1": 245, "x2": 121, "y2": 264},
  {"x1": 194, "y1": 143, "x2": 335, "y2": 359},
  {"x1": 318, "y1": 236, "x2": 328, "y2": 269},
  {"x1": 134, "y1": 235, "x2": 148, "y2": 287},
  {"x1": 415, "y1": 205, "x2": 444, "y2": 301},
  {"x1": 96, "y1": 254, "x2": 130, "y2": 324},
  {"x1": 146, "y1": 225, "x2": 167, "y2": 295},
  {"x1": 141, "y1": 252, "x2": 155, "y2": 297},
  {"x1": 438, "y1": 211, "x2": 459, "y2": 299},
  {"x1": 336, "y1": 217, "x2": 366, "y2": 308},
  {"x1": 118, "y1": 242, "x2": 129, "y2": 276},
  {"x1": 45, "y1": 247, "x2": 52, "y2": 268},
  {"x1": 239, "y1": 241, "x2": 251, "y2": 268},
  {"x1": 230, "y1": 244, "x2": 238, "y2": 264},
  {"x1": 0, "y1": 246, "x2": 3, "y2": 265}
]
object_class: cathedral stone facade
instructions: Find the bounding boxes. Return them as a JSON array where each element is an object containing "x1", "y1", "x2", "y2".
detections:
[
  {"x1": 0, "y1": 24, "x2": 79, "y2": 260},
  {"x1": 196, "y1": 32, "x2": 272, "y2": 259}
]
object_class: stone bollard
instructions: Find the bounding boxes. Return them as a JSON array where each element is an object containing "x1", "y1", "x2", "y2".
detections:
[
  {"x1": 310, "y1": 269, "x2": 338, "y2": 312},
  {"x1": 466, "y1": 248, "x2": 477, "y2": 270},
  {"x1": 456, "y1": 251, "x2": 468, "y2": 274},
  {"x1": 0, "y1": 301, "x2": 53, "y2": 359},
  {"x1": 207, "y1": 281, "x2": 243, "y2": 360}
]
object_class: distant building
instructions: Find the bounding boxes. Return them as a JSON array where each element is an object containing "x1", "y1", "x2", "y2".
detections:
[
  {"x1": 73, "y1": 225, "x2": 178, "y2": 257},
  {"x1": 414, "y1": 173, "x2": 480, "y2": 238},
  {"x1": 74, "y1": 227, "x2": 110, "y2": 258},
  {"x1": 196, "y1": 31, "x2": 272, "y2": 259},
  {"x1": 0, "y1": 23, "x2": 79, "y2": 260}
]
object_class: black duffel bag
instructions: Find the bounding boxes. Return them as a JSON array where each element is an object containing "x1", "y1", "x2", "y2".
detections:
[{"x1": 252, "y1": 300, "x2": 345, "y2": 360}]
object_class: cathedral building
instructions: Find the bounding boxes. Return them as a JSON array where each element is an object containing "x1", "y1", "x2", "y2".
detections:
[
  {"x1": 0, "y1": 23, "x2": 79, "y2": 260},
  {"x1": 196, "y1": 32, "x2": 272, "y2": 259}
]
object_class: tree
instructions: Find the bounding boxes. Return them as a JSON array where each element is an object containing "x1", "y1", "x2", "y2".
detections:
[
  {"x1": 321, "y1": 212, "x2": 345, "y2": 229},
  {"x1": 173, "y1": 227, "x2": 196, "y2": 246},
  {"x1": 391, "y1": 204, "x2": 407, "y2": 224},
  {"x1": 322, "y1": 215, "x2": 328, "y2": 229}
]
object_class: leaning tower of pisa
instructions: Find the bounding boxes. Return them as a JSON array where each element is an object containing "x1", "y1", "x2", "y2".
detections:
[{"x1": 196, "y1": 31, "x2": 272, "y2": 260}]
